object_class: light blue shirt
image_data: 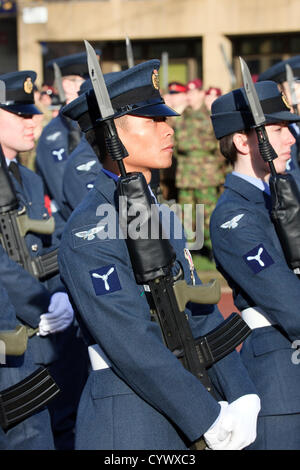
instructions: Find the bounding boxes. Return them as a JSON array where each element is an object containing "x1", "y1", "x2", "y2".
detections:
[
  {"x1": 232, "y1": 171, "x2": 270, "y2": 195},
  {"x1": 5, "y1": 157, "x2": 18, "y2": 168}
]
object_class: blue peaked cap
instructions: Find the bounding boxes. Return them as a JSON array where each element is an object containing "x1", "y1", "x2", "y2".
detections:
[
  {"x1": 47, "y1": 50, "x2": 101, "y2": 78},
  {"x1": 258, "y1": 55, "x2": 300, "y2": 83},
  {"x1": 211, "y1": 80, "x2": 300, "y2": 139},
  {"x1": 0, "y1": 70, "x2": 41, "y2": 115},
  {"x1": 61, "y1": 59, "x2": 178, "y2": 131}
]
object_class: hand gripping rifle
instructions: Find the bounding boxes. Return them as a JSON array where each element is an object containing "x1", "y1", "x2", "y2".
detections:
[
  {"x1": 240, "y1": 57, "x2": 300, "y2": 274},
  {"x1": 0, "y1": 148, "x2": 59, "y2": 280},
  {"x1": 85, "y1": 41, "x2": 251, "y2": 448}
]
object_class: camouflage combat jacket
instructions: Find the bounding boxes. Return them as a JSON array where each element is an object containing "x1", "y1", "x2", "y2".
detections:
[{"x1": 174, "y1": 105, "x2": 226, "y2": 189}]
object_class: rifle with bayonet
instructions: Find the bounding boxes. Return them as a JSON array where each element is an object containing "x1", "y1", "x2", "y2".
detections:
[
  {"x1": 85, "y1": 40, "x2": 252, "y2": 447},
  {"x1": 125, "y1": 36, "x2": 135, "y2": 69},
  {"x1": 161, "y1": 51, "x2": 169, "y2": 94},
  {"x1": 240, "y1": 57, "x2": 300, "y2": 274},
  {"x1": 0, "y1": 147, "x2": 58, "y2": 280},
  {"x1": 220, "y1": 43, "x2": 237, "y2": 90}
]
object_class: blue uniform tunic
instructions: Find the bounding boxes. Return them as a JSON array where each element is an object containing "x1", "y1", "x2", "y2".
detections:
[
  {"x1": 35, "y1": 112, "x2": 81, "y2": 220},
  {"x1": 62, "y1": 136, "x2": 102, "y2": 219},
  {"x1": 59, "y1": 169, "x2": 257, "y2": 450},
  {"x1": 210, "y1": 173, "x2": 300, "y2": 449},
  {"x1": 0, "y1": 281, "x2": 54, "y2": 450},
  {"x1": 0, "y1": 162, "x2": 88, "y2": 450}
]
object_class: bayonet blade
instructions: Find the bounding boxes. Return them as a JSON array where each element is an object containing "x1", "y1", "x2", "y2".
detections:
[
  {"x1": 0, "y1": 80, "x2": 5, "y2": 104},
  {"x1": 285, "y1": 63, "x2": 298, "y2": 109},
  {"x1": 53, "y1": 62, "x2": 66, "y2": 104},
  {"x1": 239, "y1": 56, "x2": 266, "y2": 126},
  {"x1": 84, "y1": 40, "x2": 115, "y2": 120},
  {"x1": 161, "y1": 51, "x2": 169, "y2": 93},
  {"x1": 220, "y1": 43, "x2": 237, "y2": 88},
  {"x1": 125, "y1": 36, "x2": 135, "y2": 69}
]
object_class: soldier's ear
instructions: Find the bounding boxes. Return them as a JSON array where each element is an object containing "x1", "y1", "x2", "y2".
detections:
[{"x1": 232, "y1": 132, "x2": 249, "y2": 156}]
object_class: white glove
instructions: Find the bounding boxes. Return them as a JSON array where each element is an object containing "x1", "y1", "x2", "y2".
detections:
[
  {"x1": 204, "y1": 394, "x2": 261, "y2": 450},
  {"x1": 204, "y1": 401, "x2": 231, "y2": 450},
  {"x1": 38, "y1": 292, "x2": 74, "y2": 336}
]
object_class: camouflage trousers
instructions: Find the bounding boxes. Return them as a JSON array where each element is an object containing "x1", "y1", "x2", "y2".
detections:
[{"x1": 177, "y1": 187, "x2": 219, "y2": 250}]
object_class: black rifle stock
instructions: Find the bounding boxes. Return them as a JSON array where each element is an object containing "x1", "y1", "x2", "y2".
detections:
[{"x1": 0, "y1": 148, "x2": 57, "y2": 280}]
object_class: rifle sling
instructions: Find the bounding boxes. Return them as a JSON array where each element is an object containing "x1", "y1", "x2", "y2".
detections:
[{"x1": 0, "y1": 367, "x2": 60, "y2": 432}]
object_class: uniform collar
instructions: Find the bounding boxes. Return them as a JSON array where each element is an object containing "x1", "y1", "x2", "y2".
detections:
[
  {"x1": 224, "y1": 173, "x2": 271, "y2": 204},
  {"x1": 232, "y1": 171, "x2": 270, "y2": 195},
  {"x1": 101, "y1": 168, "x2": 119, "y2": 182},
  {"x1": 93, "y1": 168, "x2": 117, "y2": 206},
  {"x1": 5, "y1": 157, "x2": 18, "y2": 166},
  {"x1": 100, "y1": 168, "x2": 158, "y2": 203}
]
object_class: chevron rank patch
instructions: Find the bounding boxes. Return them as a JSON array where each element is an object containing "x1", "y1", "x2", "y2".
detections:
[
  {"x1": 52, "y1": 148, "x2": 67, "y2": 162},
  {"x1": 90, "y1": 265, "x2": 122, "y2": 296},
  {"x1": 243, "y1": 243, "x2": 274, "y2": 273}
]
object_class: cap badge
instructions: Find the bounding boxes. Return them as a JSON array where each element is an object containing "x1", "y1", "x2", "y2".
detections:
[
  {"x1": 152, "y1": 69, "x2": 160, "y2": 90},
  {"x1": 281, "y1": 92, "x2": 291, "y2": 110},
  {"x1": 24, "y1": 77, "x2": 33, "y2": 94}
]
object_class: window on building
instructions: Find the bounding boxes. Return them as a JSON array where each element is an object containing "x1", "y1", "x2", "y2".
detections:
[{"x1": 231, "y1": 33, "x2": 300, "y2": 82}]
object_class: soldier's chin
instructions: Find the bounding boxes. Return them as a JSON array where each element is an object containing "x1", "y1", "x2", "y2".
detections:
[
  {"x1": 160, "y1": 154, "x2": 173, "y2": 168},
  {"x1": 21, "y1": 141, "x2": 35, "y2": 152}
]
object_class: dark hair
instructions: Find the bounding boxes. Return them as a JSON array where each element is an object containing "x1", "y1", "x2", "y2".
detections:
[
  {"x1": 85, "y1": 115, "x2": 129, "y2": 164},
  {"x1": 85, "y1": 125, "x2": 107, "y2": 163},
  {"x1": 219, "y1": 130, "x2": 250, "y2": 166},
  {"x1": 219, "y1": 133, "x2": 237, "y2": 166}
]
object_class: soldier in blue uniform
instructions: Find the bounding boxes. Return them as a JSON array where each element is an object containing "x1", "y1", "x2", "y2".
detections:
[
  {"x1": 61, "y1": 135, "x2": 100, "y2": 218},
  {"x1": 35, "y1": 52, "x2": 95, "y2": 221},
  {"x1": 0, "y1": 280, "x2": 55, "y2": 450},
  {"x1": 258, "y1": 56, "x2": 300, "y2": 190},
  {"x1": 58, "y1": 59, "x2": 261, "y2": 450},
  {"x1": 0, "y1": 70, "x2": 88, "y2": 449},
  {"x1": 209, "y1": 80, "x2": 300, "y2": 449},
  {"x1": 61, "y1": 78, "x2": 105, "y2": 218}
]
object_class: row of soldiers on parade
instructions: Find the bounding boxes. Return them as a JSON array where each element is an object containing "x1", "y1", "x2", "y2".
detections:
[{"x1": 1, "y1": 45, "x2": 300, "y2": 451}]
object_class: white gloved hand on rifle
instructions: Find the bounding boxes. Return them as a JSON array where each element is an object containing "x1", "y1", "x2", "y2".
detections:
[
  {"x1": 38, "y1": 292, "x2": 74, "y2": 336},
  {"x1": 204, "y1": 394, "x2": 261, "y2": 450}
]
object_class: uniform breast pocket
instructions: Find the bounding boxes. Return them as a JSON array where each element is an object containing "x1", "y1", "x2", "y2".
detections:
[
  {"x1": 251, "y1": 328, "x2": 291, "y2": 357},
  {"x1": 91, "y1": 368, "x2": 135, "y2": 400},
  {"x1": 248, "y1": 327, "x2": 300, "y2": 415}
]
